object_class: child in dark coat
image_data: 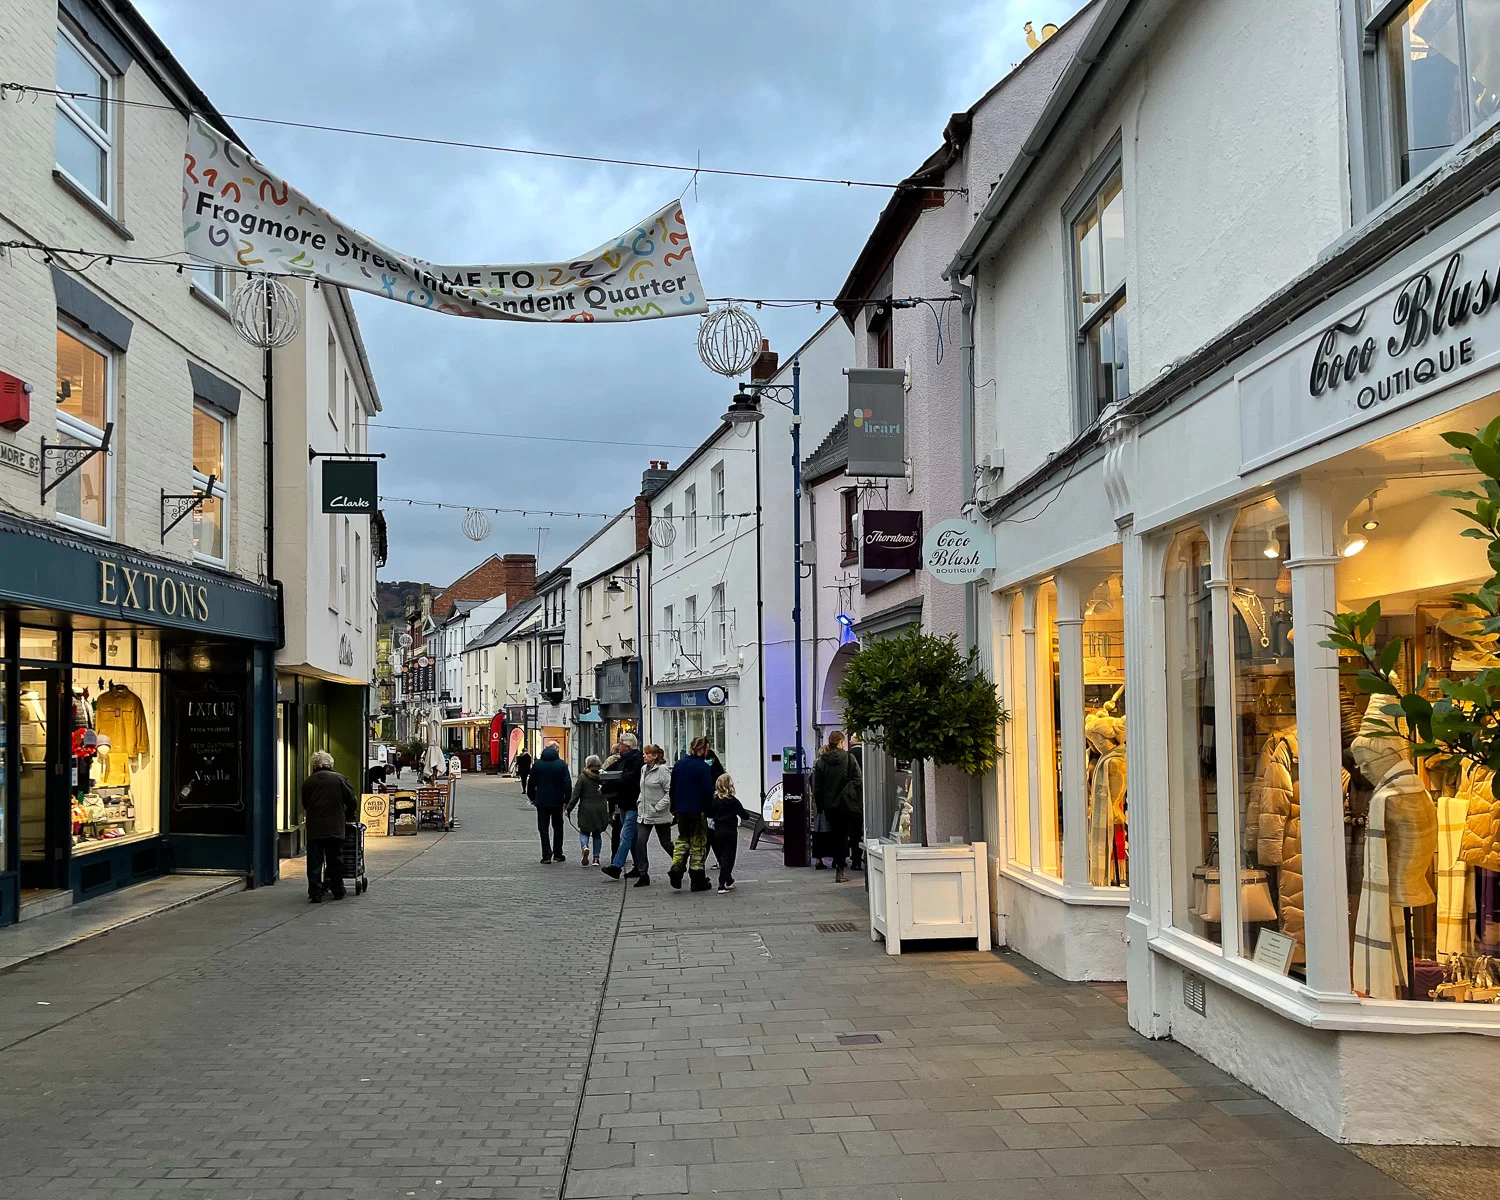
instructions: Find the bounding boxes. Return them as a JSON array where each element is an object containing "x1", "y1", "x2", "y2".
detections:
[{"x1": 709, "y1": 774, "x2": 759, "y2": 894}]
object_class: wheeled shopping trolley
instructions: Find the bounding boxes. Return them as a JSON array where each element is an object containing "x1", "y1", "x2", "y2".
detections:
[{"x1": 340, "y1": 821, "x2": 369, "y2": 894}]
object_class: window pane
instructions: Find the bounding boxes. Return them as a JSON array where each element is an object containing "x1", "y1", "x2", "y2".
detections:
[
  {"x1": 55, "y1": 108, "x2": 106, "y2": 200},
  {"x1": 1166, "y1": 528, "x2": 1221, "y2": 946},
  {"x1": 57, "y1": 32, "x2": 106, "y2": 129},
  {"x1": 1113, "y1": 301, "x2": 1131, "y2": 399},
  {"x1": 1037, "y1": 582, "x2": 1062, "y2": 877},
  {"x1": 1099, "y1": 173, "x2": 1125, "y2": 297},
  {"x1": 1083, "y1": 571, "x2": 1127, "y2": 887},
  {"x1": 193, "y1": 408, "x2": 226, "y2": 479},
  {"x1": 1467, "y1": 0, "x2": 1500, "y2": 131},
  {"x1": 1074, "y1": 204, "x2": 1103, "y2": 315},
  {"x1": 1229, "y1": 498, "x2": 1299, "y2": 968},
  {"x1": 55, "y1": 430, "x2": 107, "y2": 527},
  {"x1": 56, "y1": 329, "x2": 107, "y2": 428},
  {"x1": 194, "y1": 496, "x2": 224, "y2": 560},
  {"x1": 1385, "y1": 0, "x2": 1466, "y2": 184}
]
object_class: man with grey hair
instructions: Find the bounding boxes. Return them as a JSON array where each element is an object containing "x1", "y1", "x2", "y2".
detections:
[{"x1": 302, "y1": 750, "x2": 357, "y2": 902}]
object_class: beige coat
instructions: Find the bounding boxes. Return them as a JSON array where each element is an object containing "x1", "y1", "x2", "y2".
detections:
[
  {"x1": 1458, "y1": 761, "x2": 1500, "y2": 873},
  {"x1": 1244, "y1": 731, "x2": 1303, "y2": 953}
]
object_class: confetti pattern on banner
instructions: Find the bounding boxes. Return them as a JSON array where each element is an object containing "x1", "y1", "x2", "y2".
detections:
[{"x1": 182, "y1": 114, "x2": 708, "y2": 324}]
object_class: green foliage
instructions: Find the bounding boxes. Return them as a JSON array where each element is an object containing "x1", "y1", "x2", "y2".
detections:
[
  {"x1": 1322, "y1": 420, "x2": 1500, "y2": 787},
  {"x1": 836, "y1": 625, "x2": 1006, "y2": 775},
  {"x1": 398, "y1": 738, "x2": 428, "y2": 766}
]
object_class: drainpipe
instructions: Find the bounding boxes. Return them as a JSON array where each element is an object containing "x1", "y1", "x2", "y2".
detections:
[
  {"x1": 808, "y1": 482, "x2": 819, "y2": 745},
  {"x1": 957, "y1": 277, "x2": 981, "y2": 840},
  {"x1": 754, "y1": 418, "x2": 767, "y2": 814}
]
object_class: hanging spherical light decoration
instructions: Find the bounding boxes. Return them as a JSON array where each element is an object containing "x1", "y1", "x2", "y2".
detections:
[
  {"x1": 462, "y1": 507, "x2": 492, "y2": 542},
  {"x1": 229, "y1": 275, "x2": 302, "y2": 349},
  {"x1": 649, "y1": 517, "x2": 677, "y2": 548},
  {"x1": 697, "y1": 303, "x2": 763, "y2": 378}
]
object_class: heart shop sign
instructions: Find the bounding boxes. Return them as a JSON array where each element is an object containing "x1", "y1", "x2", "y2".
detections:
[
  {"x1": 1240, "y1": 206, "x2": 1500, "y2": 470},
  {"x1": 923, "y1": 518, "x2": 994, "y2": 584}
]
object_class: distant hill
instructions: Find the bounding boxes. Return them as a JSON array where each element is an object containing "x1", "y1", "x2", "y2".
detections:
[{"x1": 377, "y1": 580, "x2": 428, "y2": 623}]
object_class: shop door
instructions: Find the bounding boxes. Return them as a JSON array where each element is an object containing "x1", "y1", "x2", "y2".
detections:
[{"x1": 18, "y1": 669, "x2": 68, "y2": 891}]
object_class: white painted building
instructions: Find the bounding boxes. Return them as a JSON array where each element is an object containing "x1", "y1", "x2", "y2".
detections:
[
  {"x1": 648, "y1": 317, "x2": 852, "y2": 802},
  {"x1": 565, "y1": 497, "x2": 651, "y2": 770},
  {"x1": 948, "y1": 0, "x2": 1500, "y2": 1144},
  {"x1": 271, "y1": 277, "x2": 382, "y2": 854}
]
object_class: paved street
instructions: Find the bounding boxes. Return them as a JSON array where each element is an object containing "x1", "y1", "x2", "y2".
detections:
[{"x1": 0, "y1": 775, "x2": 1474, "y2": 1198}]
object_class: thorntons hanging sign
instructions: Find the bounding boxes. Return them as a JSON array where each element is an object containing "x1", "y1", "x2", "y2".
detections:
[
  {"x1": 182, "y1": 115, "x2": 707, "y2": 324},
  {"x1": 860, "y1": 509, "x2": 922, "y2": 570},
  {"x1": 1240, "y1": 209, "x2": 1500, "y2": 470}
]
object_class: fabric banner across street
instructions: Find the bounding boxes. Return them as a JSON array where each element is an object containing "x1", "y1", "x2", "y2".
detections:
[{"x1": 182, "y1": 115, "x2": 708, "y2": 323}]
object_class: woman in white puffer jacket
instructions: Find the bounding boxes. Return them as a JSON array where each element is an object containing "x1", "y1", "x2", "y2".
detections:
[{"x1": 633, "y1": 744, "x2": 675, "y2": 887}]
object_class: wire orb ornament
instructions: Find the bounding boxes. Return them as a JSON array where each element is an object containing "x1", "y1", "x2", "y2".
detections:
[
  {"x1": 649, "y1": 517, "x2": 678, "y2": 548},
  {"x1": 229, "y1": 275, "x2": 302, "y2": 349},
  {"x1": 461, "y1": 508, "x2": 492, "y2": 542},
  {"x1": 697, "y1": 303, "x2": 763, "y2": 378}
]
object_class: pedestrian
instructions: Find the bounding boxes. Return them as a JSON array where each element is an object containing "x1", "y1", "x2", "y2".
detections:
[
  {"x1": 599, "y1": 734, "x2": 646, "y2": 881},
  {"x1": 392, "y1": 750, "x2": 403, "y2": 781},
  {"x1": 710, "y1": 773, "x2": 759, "y2": 893},
  {"x1": 514, "y1": 748, "x2": 534, "y2": 793},
  {"x1": 568, "y1": 754, "x2": 610, "y2": 866},
  {"x1": 632, "y1": 743, "x2": 675, "y2": 887},
  {"x1": 301, "y1": 750, "x2": 357, "y2": 903},
  {"x1": 812, "y1": 731, "x2": 863, "y2": 883},
  {"x1": 702, "y1": 743, "x2": 727, "y2": 869},
  {"x1": 598, "y1": 748, "x2": 624, "y2": 857},
  {"x1": 668, "y1": 738, "x2": 715, "y2": 892},
  {"x1": 526, "y1": 741, "x2": 571, "y2": 863}
]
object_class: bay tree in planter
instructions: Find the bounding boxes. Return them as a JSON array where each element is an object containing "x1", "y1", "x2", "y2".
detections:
[{"x1": 836, "y1": 625, "x2": 1005, "y2": 844}]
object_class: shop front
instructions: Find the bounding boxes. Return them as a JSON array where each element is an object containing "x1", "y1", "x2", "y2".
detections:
[
  {"x1": 655, "y1": 683, "x2": 730, "y2": 766},
  {"x1": 0, "y1": 513, "x2": 278, "y2": 925},
  {"x1": 988, "y1": 190, "x2": 1500, "y2": 1143},
  {"x1": 274, "y1": 674, "x2": 367, "y2": 859}
]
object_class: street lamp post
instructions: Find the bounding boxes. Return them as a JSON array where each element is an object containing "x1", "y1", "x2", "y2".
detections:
[
  {"x1": 606, "y1": 566, "x2": 646, "y2": 743},
  {"x1": 722, "y1": 360, "x2": 807, "y2": 865}
]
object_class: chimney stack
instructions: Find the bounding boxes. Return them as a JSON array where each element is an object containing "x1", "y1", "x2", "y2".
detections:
[
  {"x1": 640, "y1": 460, "x2": 673, "y2": 499},
  {"x1": 750, "y1": 339, "x2": 778, "y2": 383}
]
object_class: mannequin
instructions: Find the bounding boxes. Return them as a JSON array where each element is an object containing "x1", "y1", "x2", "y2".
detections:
[
  {"x1": 1085, "y1": 710, "x2": 1127, "y2": 886},
  {"x1": 1350, "y1": 692, "x2": 1435, "y2": 997}
]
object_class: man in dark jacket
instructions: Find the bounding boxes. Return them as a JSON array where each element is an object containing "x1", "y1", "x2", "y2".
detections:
[
  {"x1": 302, "y1": 751, "x2": 358, "y2": 902},
  {"x1": 526, "y1": 743, "x2": 572, "y2": 863},
  {"x1": 514, "y1": 749, "x2": 534, "y2": 792},
  {"x1": 813, "y1": 731, "x2": 864, "y2": 883},
  {"x1": 668, "y1": 739, "x2": 715, "y2": 891}
]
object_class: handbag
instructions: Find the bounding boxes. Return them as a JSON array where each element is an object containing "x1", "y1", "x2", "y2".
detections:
[
  {"x1": 814, "y1": 810, "x2": 831, "y2": 835},
  {"x1": 1192, "y1": 838, "x2": 1277, "y2": 924}
]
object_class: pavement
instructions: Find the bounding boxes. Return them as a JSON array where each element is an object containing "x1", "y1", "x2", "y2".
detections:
[{"x1": 0, "y1": 774, "x2": 1490, "y2": 1198}]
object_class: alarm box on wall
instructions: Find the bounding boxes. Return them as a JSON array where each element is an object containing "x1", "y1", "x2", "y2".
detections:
[{"x1": 0, "y1": 371, "x2": 32, "y2": 431}]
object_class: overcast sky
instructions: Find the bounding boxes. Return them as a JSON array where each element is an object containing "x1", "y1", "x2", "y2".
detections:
[{"x1": 137, "y1": 0, "x2": 1084, "y2": 586}]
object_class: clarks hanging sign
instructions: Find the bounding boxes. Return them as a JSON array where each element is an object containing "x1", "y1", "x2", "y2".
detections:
[
  {"x1": 182, "y1": 116, "x2": 707, "y2": 324},
  {"x1": 322, "y1": 459, "x2": 377, "y2": 514},
  {"x1": 1240, "y1": 209, "x2": 1500, "y2": 471}
]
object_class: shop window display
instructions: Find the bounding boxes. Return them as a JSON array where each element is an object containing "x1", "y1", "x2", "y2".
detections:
[
  {"x1": 1005, "y1": 594, "x2": 1031, "y2": 868},
  {"x1": 1082, "y1": 572, "x2": 1127, "y2": 887},
  {"x1": 1166, "y1": 528, "x2": 1219, "y2": 944},
  {"x1": 1230, "y1": 498, "x2": 1299, "y2": 968},
  {"x1": 1333, "y1": 474, "x2": 1498, "y2": 1002},
  {"x1": 1036, "y1": 582, "x2": 1063, "y2": 877},
  {"x1": 69, "y1": 630, "x2": 160, "y2": 851}
]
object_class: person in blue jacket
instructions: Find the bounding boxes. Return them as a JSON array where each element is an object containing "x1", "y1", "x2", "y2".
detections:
[
  {"x1": 668, "y1": 737, "x2": 715, "y2": 891},
  {"x1": 526, "y1": 742, "x2": 572, "y2": 864}
]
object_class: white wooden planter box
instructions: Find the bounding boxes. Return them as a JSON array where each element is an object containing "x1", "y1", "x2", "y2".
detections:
[{"x1": 866, "y1": 839, "x2": 991, "y2": 955}]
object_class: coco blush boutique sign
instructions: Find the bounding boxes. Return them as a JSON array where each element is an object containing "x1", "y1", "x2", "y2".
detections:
[
  {"x1": 923, "y1": 519, "x2": 994, "y2": 584},
  {"x1": 1240, "y1": 208, "x2": 1500, "y2": 470}
]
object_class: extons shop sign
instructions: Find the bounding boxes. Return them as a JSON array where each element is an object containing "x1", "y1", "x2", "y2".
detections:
[
  {"x1": 1239, "y1": 208, "x2": 1500, "y2": 471},
  {"x1": 100, "y1": 561, "x2": 210, "y2": 622}
]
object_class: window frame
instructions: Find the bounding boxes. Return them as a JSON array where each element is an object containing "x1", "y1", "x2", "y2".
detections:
[
  {"x1": 1356, "y1": 0, "x2": 1500, "y2": 212},
  {"x1": 661, "y1": 502, "x2": 675, "y2": 565},
  {"x1": 683, "y1": 594, "x2": 698, "y2": 659},
  {"x1": 190, "y1": 401, "x2": 231, "y2": 565},
  {"x1": 711, "y1": 461, "x2": 727, "y2": 535},
  {"x1": 1065, "y1": 144, "x2": 1128, "y2": 431},
  {"x1": 54, "y1": 23, "x2": 114, "y2": 212},
  {"x1": 54, "y1": 322, "x2": 116, "y2": 538},
  {"x1": 327, "y1": 333, "x2": 339, "y2": 429},
  {"x1": 684, "y1": 485, "x2": 698, "y2": 553},
  {"x1": 840, "y1": 488, "x2": 859, "y2": 565},
  {"x1": 191, "y1": 263, "x2": 230, "y2": 308},
  {"x1": 712, "y1": 584, "x2": 729, "y2": 662}
]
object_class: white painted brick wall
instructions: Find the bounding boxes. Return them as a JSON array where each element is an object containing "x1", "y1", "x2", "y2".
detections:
[{"x1": 0, "y1": 0, "x2": 267, "y2": 581}]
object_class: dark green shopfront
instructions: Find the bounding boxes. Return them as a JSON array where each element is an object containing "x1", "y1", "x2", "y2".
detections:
[{"x1": 0, "y1": 513, "x2": 280, "y2": 926}]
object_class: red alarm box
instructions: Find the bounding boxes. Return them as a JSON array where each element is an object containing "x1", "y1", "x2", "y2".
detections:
[{"x1": 0, "y1": 371, "x2": 33, "y2": 431}]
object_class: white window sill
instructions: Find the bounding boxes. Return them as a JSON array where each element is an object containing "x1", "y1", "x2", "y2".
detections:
[
  {"x1": 1147, "y1": 928, "x2": 1500, "y2": 1037},
  {"x1": 190, "y1": 282, "x2": 231, "y2": 317},
  {"x1": 52, "y1": 168, "x2": 133, "y2": 241},
  {"x1": 192, "y1": 552, "x2": 228, "y2": 569},
  {"x1": 54, "y1": 511, "x2": 112, "y2": 540},
  {"x1": 996, "y1": 861, "x2": 1131, "y2": 906}
]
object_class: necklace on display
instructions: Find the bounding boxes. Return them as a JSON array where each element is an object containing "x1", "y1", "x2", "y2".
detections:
[{"x1": 1233, "y1": 587, "x2": 1271, "y2": 648}]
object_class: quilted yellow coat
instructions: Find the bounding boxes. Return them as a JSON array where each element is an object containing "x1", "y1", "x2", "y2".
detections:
[
  {"x1": 1458, "y1": 761, "x2": 1500, "y2": 872},
  {"x1": 1244, "y1": 731, "x2": 1303, "y2": 953}
]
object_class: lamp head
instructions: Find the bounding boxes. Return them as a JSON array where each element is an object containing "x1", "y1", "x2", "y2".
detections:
[{"x1": 723, "y1": 390, "x2": 764, "y2": 433}]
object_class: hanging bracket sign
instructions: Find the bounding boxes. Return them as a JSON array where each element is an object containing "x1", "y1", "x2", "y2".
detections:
[
  {"x1": 923, "y1": 518, "x2": 994, "y2": 583},
  {"x1": 322, "y1": 459, "x2": 378, "y2": 514},
  {"x1": 183, "y1": 115, "x2": 707, "y2": 324}
]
